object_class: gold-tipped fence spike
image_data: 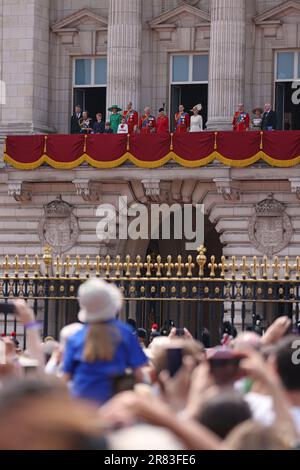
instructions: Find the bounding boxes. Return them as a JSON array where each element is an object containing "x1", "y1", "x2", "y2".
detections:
[
  {"x1": 155, "y1": 255, "x2": 164, "y2": 278},
  {"x1": 144, "y1": 255, "x2": 153, "y2": 278},
  {"x1": 104, "y1": 255, "x2": 112, "y2": 278},
  {"x1": 64, "y1": 256, "x2": 71, "y2": 278},
  {"x1": 229, "y1": 256, "x2": 238, "y2": 279},
  {"x1": 175, "y1": 255, "x2": 184, "y2": 278},
  {"x1": 219, "y1": 256, "x2": 227, "y2": 279},
  {"x1": 261, "y1": 256, "x2": 269, "y2": 280},
  {"x1": 240, "y1": 257, "x2": 249, "y2": 279},
  {"x1": 54, "y1": 255, "x2": 63, "y2": 278},
  {"x1": 13, "y1": 255, "x2": 21, "y2": 277},
  {"x1": 185, "y1": 255, "x2": 195, "y2": 278},
  {"x1": 84, "y1": 256, "x2": 92, "y2": 278},
  {"x1": 74, "y1": 255, "x2": 82, "y2": 277},
  {"x1": 295, "y1": 257, "x2": 300, "y2": 280},
  {"x1": 43, "y1": 245, "x2": 53, "y2": 277},
  {"x1": 3, "y1": 255, "x2": 10, "y2": 277},
  {"x1": 33, "y1": 255, "x2": 40, "y2": 277},
  {"x1": 284, "y1": 256, "x2": 291, "y2": 280},
  {"x1": 209, "y1": 255, "x2": 218, "y2": 278},
  {"x1": 23, "y1": 255, "x2": 30, "y2": 277},
  {"x1": 165, "y1": 256, "x2": 174, "y2": 278},
  {"x1": 124, "y1": 255, "x2": 132, "y2": 278},
  {"x1": 197, "y1": 245, "x2": 207, "y2": 278},
  {"x1": 94, "y1": 256, "x2": 102, "y2": 277},
  {"x1": 272, "y1": 257, "x2": 280, "y2": 280},
  {"x1": 134, "y1": 255, "x2": 143, "y2": 278},
  {"x1": 251, "y1": 256, "x2": 258, "y2": 279},
  {"x1": 114, "y1": 256, "x2": 122, "y2": 278}
]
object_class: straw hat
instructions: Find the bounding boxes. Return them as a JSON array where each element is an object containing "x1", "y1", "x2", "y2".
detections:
[
  {"x1": 78, "y1": 278, "x2": 123, "y2": 324},
  {"x1": 252, "y1": 107, "x2": 263, "y2": 114}
]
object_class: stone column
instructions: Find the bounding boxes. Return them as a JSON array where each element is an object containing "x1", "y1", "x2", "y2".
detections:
[
  {"x1": 207, "y1": 0, "x2": 246, "y2": 130},
  {"x1": 106, "y1": 0, "x2": 142, "y2": 115},
  {"x1": 0, "y1": 0, "x2": 53, "y2": 137}
]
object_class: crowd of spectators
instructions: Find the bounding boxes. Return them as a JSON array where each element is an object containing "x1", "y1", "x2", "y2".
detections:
[{"x1": 0, "y1": 278, "x2": 300, "y2": 450}]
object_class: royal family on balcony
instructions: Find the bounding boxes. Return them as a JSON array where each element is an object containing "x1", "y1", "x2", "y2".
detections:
[{"x1": 71, "y1": 102, "x2": 279, "y2": 135}]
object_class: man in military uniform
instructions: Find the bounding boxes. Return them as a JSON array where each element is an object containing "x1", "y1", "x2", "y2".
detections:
[
  {"x1": 123, "y1": 102, "x2": 138, "y2": 134},
  {"x1": 232, "y1": 103, "x2": 250, "y2": 132},
  {"x1": 139, "y1": 107, "x2": 157, "y2": 134},
  {"x1": 175, "y1": 105, "x2": 190, "y2": 134}
]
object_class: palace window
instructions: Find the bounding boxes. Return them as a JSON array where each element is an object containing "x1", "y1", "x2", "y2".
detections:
[
  {"x1": 276, "y1": 51, "x2": 300, "y2": 81},
  {"x1": 171, "y1": 54, "x2": 209, "y2": 84},
  {"x1": 74, "y1": 58, "x2": 107, "y2": 87}
]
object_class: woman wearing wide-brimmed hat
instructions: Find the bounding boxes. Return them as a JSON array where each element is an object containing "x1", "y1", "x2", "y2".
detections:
[
  {"x1": 108, "y1": 105, "x2": 122, "y2": 134},
  {"x1": 251, "y1": 107, "x2": 263, "y2": 131},
  {"x1": 63, "y1": 279, "x2": 147, "y2": 404},
  {"x1": 190, "y1": 104, "x2": 203, "y2": 132}
]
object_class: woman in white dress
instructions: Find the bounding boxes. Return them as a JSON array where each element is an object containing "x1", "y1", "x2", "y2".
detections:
[{"x1": 190, "y1": 104, "x2": 203, "y2": 132}]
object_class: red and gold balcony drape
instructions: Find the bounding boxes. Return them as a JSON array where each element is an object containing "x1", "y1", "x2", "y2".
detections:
[{"x1": 4, "y1": 131, "x2": 300, "y2": 170}]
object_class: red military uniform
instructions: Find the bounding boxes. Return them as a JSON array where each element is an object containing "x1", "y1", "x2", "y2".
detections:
[
  {"x1": 232, "y1": 112, "x2": 250, "y2": 132},
  {"x1": 123, "y1": 109, "x2": 138, "y2": 134},
  {"x1": 157, "y1": 115, "x2": 169, "y2": 135},
  {"x1": 175, "y1": 112, "x2": 190, "y2": 134},
  {"x1": 139, "y1": 114, "x2": 157, "y2": 134}
]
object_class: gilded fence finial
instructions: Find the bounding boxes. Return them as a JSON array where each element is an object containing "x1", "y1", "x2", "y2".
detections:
[
  {"x1": 261, "y1": 256, "x2": 269, "y2": 280},
  {"x1": 229, "y1": 256, "x2": 238, "y2": 279},
  {"x1": 175, "y1": 255, "x2": 184, "y2": 278},
  {"x1": 209, "y1": 256, "x2": 217, "y2": 278},
  {"x1": 197, "y1": 246, "x2": 207, "y2": 278},
  {"x1": 84, "y1": 256, "x2": 92, "y2": 278},
  {"x1": 251, "y1": 256, "x2": 258, "y2": 279},
  {"x1": 54, "y1": 255, "x2": 62, "y2": 278},
  {"x1": 64, "y1": 256, "x2": 71, "y2": 278},
  {"x1": 219, "y1": 256, "x2": 226, "y2": 279},
  {"x1": 74, "y1": 255, "x2": 81, "y2": 277},
  {"x1": 284, "y1": 256, "x2": 291, "y2": 280},
  {"x1": 43, "y1": 246, "x2": 52, "y2": 277},
  {"x1": 185, "y1": 255, "x2": 195, "y2": 278},
  {"x1": 240, "y1": 257, "x2": 249, "y2": 279},
  {"x1": 144, "y1": 255, "x2": 153, "y2": 278},
  {"x1": 272, "y1": 257, "x2": 280, "y2": 280},
  {"x1": 134, "y1": 256, "x2": 143, "y2": 278},
  {"x1": 3, "y1": 255, "x2": 10, "y2": 277},
  {"x1": 114, "y1": 256, "x2": 122, "y2": 278},
  {"x1": 104, "y1": 255, "x2": 112, "y2": 278},
  {"x1": 13, "y1": 255, "x2": 21, "y2": 277},
  {"x1": 155, "y1": 256, "x2": 164, "y2": 278},
  {"x1": 94, "y1": 256, "x2": 102, "y2": 277},
  {"x1": 33, "y1": 255, "x2": 40, "y2": 277},
  {"x1": 23, "y1": 255, "x2": 30, "y2": 277},
  {"x1": 124, "y1": 255, "x2": 132, "y2": 278},
  {"x1": 165, "y1": 255, "x2": 174, "y2": 278}
]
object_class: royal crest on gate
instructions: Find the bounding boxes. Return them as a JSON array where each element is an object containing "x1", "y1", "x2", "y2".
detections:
[
  {"x1": 249, "y1": 194, "x2": 293, "y2": 257},
  {"x1": 38, "y1": 196, "x2": 79, "y2": 254}
]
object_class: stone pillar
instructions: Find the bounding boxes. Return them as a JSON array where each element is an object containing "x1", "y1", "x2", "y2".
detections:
[
  {"x1": 106, "y1": 0, "x2": 142, "y2": 115},
  {"x1": 207, "y1": 0, "x2": 246, "y2": 130},
  {"x1": 0, "y1": 0, "x2": 53, "y2": 137}
]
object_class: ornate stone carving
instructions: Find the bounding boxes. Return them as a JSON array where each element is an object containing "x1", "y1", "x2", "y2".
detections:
[
  {"x1": 38, "y1": 196, "x2": 79, "y2": 254},
  {"x1": 142, "y1": 179, "x2": 161, "y2": 202},
  {"x1": 8, "y1": 182, "x2": 32, "y2": 202},
  {"x1": 73, "y1": 180, "x2": 101, "y2": 202},
  {"x1": 289, "y1": 178, "x2": 300, "y2": 200},
  {"x1": 249, "y1": 194, "x2": 293, "y2": 257},
  {"x1": 214, "y1": 178, "x2": 240, "y2": 201}
]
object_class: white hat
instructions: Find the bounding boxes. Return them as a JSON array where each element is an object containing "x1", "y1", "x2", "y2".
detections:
[
  {"x1": 78, "y1": 278, "x2": 123, "y2": 324},
  {"x1": 191, "y1": 103, "x2": 202, "y2": 112}
]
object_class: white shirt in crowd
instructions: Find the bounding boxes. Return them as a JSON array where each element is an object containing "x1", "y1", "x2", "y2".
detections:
[
  {"x1": 245, "y1": 392, "x2": 300, "y2": 439},
  {"x1": 190, "y1": 115, "x2": 203, "y2": 132},
  {"x1": 117, "y1": 123, "x2": 129, "y2": 134}
]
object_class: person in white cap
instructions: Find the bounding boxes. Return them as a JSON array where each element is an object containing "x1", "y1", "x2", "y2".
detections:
[{"x1": 62, "y1": 279, "x2": 147, "y2": 405}]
